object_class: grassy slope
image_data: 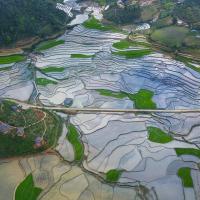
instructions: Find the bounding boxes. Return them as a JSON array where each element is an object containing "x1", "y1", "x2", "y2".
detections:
[
  {"x1": 113, "y1": 49, "x2": 152, "y2": 59},
  {"x1": 96, "y1": 89, "x2": 157, "y2": 109},
  {"x1": 147, "y1": 127, "x2": 173, "y2": 143},
  {"x1": 96, "y1": 89, "x2": 127, "y2": 99},
  {"x1": 36, "y1": 39, "x2": 65, "y2": 51},
  {"x1": 127, "y1": 89, "x2": 156, "y2": 109},
  {"x1": 113, "y1": 39, "x2": 151, "y2": 50},
  {"x1": 0, "y1": 54, "x2": 26, "y2": 64},
  {"x1": 175, "y1": 55, "x2": 200, "y2": 73},
  {"x1": 40, "y1": 67, "x2": 65, "y2": 73},
  {"x1": 106, "y1": 169, "x2": 122, "y2": 183},
  {"x1": 67, "y1": 124, "x2": 84, "y2": 161},
  {"x1": 178, "y1": 167, "x2": 193, "y2": 188},
  {"x1": 15, "y1": 174, "x2": 42, "y2": 200},
  {"x1": 83, "y1": 17, "x2": 111, "y2": 31},
  {"x1": 36, "y1": 78, "x2": 57, "y2": 86},
  {"x1": 151, "y1": 26, "x2": 189, "y2": 48},
  {"x1": 175, "y1": 148, "x2": 200, "y2": 158},
  {"x1": 83, "y1": 17, "x2": 120, "y2": 32},
  {"x1": 113, "y1": 40, "x2": 130, "y2": 49}
]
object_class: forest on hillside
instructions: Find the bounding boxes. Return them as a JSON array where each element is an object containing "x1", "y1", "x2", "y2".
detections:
[
  {"x1": 103, "y1": 4, "x2": 141, "y2": 24},
  {"x1": 174, "y1": 0, "x2": 200, "y2": 30},
  {"x1": 0, "y1": 0, "x2": 70, "y2": 47}
]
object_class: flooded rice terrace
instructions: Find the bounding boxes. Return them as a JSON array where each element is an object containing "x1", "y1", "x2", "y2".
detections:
[{"x1": 0, "y1": 1, "x2": 200, "y2": 200}]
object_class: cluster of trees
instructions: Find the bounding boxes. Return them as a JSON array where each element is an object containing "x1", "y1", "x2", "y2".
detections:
[
  {"x1": 103, "y1": 4, "x2": 141, "y2": 24},
  {"x1": 0, "y1": 0, "x2": 70, "y2": 47},
  {"x1": 174, "y1": 0, "x2": 200, "y2": 30}
]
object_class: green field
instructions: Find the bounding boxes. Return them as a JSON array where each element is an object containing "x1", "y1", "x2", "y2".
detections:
[
  {"x1": 150, "y1": 26, "x2": 189, "y2": 49},
  {"x1": 70, "y1": 54, "x2": 94, "y2": 58},
  {"x1": 96, "y1": 89, "x2": 157, "y2": 109},
  {"x1": 0, "y1": 66, "x2": 12, "y2": 71},
  {"x1": 175, "y1": 148, "x2": 200, "y2": 158},
  {"x1": 96, "y1": 89, "x2": 127, "y2": 99},
  {"x1": 175, "y1": 55, "x2": 200, "y2": 73},
  {"x1": 128, "y1": 89, "x2": 156, "y2": 109},
  {"x1": 141, "y1": 5, "x2": 159, "y2": 22},
  {"x1": 0, "y1": 134, "x2": 44, "y2": 158},
  {"x1": 147, "y1": 127, "x2": 173, "y2": 143},
  {"x1": 83, "y1": 17, "x2": 119, "y2": 32},
  {"x1": 15, "y1": 174, "x2": 42, "y2": 200},
  {"x1": 67, "y1": 124, "x2": 84, "y2": 162},
  {"x1": 113, "y1": 39, "x2": 150, "y2": 50},
  {"x1": 36, "y1": 78, "x2": 57, "y2": 86},
  {"x1": 0, "y1": 100, "x2": 62, "y2": 157},
  {"x1": 183, "y1": 35, "x2": 200, "y2": 48},
  {"x1": 83, "y1": 17, "x2": 110, "y2": 31},
  {"x1": 178, "y1": 167, "x2": 193, "y2": 188},
  {"x1": 40, "y1": 67, "x2": 65, "y2": 73},
  {"x1": 0, "y1": 54, "x2": 26, "y2": 64},
  {"x1": 153, "y1": 16, "x2": 174, "y2": 28},
  {"x1": 113, "y1": 40, "x2": 131, "y2": 50},
  {"x1": 113, "y1": 49, "x2": 152, "y2": 59},
  {"x1": 106, "y1": 169, "x2": 122, "y2": 183},
  {"x1": 94, "y1": 0, "x2": 106, "y2": 6},
  {"x1": 36, "y1": 39, "x2": 65, "y2": 51}
]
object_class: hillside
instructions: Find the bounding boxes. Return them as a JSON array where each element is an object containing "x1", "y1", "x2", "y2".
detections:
[
  {"x1": 0, "y1": 0, "x2": 70, "y2": 48},
  {"x1": 174, "y1": 0, "x2": 200, "y2": 30}
]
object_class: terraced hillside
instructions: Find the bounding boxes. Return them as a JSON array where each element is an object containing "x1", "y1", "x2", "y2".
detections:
[{"x1": 0, "y1": 3, "x2": 200, "y2": 200}]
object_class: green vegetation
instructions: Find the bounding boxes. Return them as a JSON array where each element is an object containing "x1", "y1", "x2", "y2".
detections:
[
  {"x1": 147, "y1": 0, "x2": 200, "y2": 57},
  {"x1": 36, "y1": 78, "x2": 57, "y2": 86},
  {"x1": 175, "y1": 55, "x2": 200, "y2": 73},
  {"x1": 159, "y1": 0, "x2": 176, "y2": 19},
  {"x1": 83, "y1": 17, "x2": 118, "y2": 32},
  {"x1": 0, "y1": 54, "x2": 26, "y2": 64},
  {"x1": 113, "y1": 49, "x2": 152, "y2": 59},
  {"x1": 184, "y1": 35, "x2": 200, "y2": 48},
  {"x1": 36, "y1": 40, "x2": 65, "y2": 51},
  {"x1": 0, "y1": 100, "x2": 62, "y2": 158},
  {"x1": 174, "y1": 0, "x2": 200, "y2": 30},
  {"x1": 83, "y1": 17, "x2": 111, "y2": 31},
  {"x1": 96, "y1": 89, "x2": 127, "y2": 99},
  {"x1": 0, "y1": 66, "x2": 12, "y2": 71},
  {"x1": 113, "y1": 39, "x2": 150, "y2": 50},
  {"x1": 96, "y1": 89, "x2": 157, "y2": 109},
  {"x1": 175, "y1": 148, "x2": 200, "y2": 158},
  {"x1": 147, "y1": 127, "x2": 173, "y2": 143},
  {"x1": 106, "y1": 169, "x2": 122, "y2": 183},
  {"x1": 67, "y1": 124, "x2": 84, "y2": 161},
  {"x1": 150, "y1": 26, "x2": 189, "y2": 49},
  {"x1": 0, "y1": 134, "x2": 43, "y2": 158},
  {"x1": 178, "y1": 167, "x2": 193, "y2": 188},
  {"x1": 94, "y1": 0, "x2": 106, "y2": 6},
  {"x1": 0, "y1": 0, "x2": 70, "y2": 47},
  {"x1": 94, "y1": 0, "x2": 121, "y2": 6},
  {"x1": 141, "y1": 5, "x2": 159, "y2": 22},
  {"x1": 113, "y1": 40, "x2": 131, "y2": 50},
  {"x1": 70, "y1": 54, "x2": 94, "y2": 58},
  {"x1": 126, "y1": 89, "x2": 156, "y2": 109},
  {"x1": 15, "y1": 174, "x2": 42, "y2": 200},
  {"x1": 103, "y1": 4, "x2": 141, "y2": 25},
  {"x1": 153, "y1": 16, "x2": 174, "y2": 28},
  {"x1": 40, "y1": 66, "x2": 65, "y2": 73}
]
